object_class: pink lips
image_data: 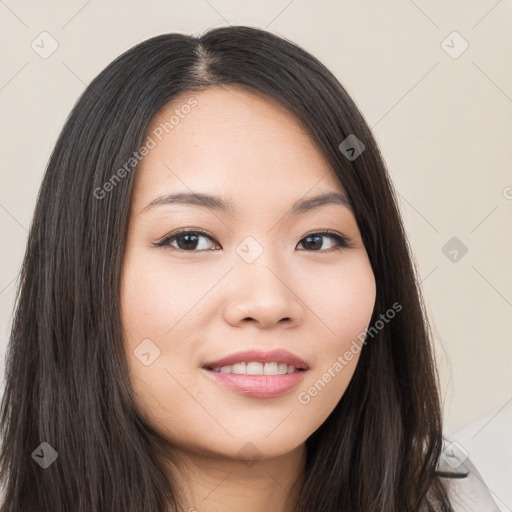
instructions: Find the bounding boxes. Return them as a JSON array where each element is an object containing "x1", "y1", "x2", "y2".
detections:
[
  {"x1": 201, "y1": 348, "x2": 310, "y2": 398},
  {"x1": 203, "y1": 369, "x2": 308, "y2": 398},
  {"x1": 202, "y1": 348, "x2": 310, "y2": 370}
]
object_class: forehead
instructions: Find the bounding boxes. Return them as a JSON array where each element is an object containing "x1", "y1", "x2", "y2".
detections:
[{"x1": 133, "y1": 86, "x2": 345, "y2": 209}]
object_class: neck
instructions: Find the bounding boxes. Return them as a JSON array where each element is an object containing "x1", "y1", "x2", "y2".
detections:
[{"x1": 166, "y1": 443, "x2": 307, "y2": 512}]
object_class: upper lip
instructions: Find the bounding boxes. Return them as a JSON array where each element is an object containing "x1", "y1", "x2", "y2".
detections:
[{"x1": 203, "y1": 349, "x2": 310, "y2": 370}]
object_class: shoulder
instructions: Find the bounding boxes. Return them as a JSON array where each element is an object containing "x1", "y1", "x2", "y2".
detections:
[{"x1": 436, "y1": 442, "x2": 501, "y2": 512}]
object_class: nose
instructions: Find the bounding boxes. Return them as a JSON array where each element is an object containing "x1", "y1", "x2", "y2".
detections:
[{"x1": 222, "y1": 256, "x2": 305, "y2": 329}]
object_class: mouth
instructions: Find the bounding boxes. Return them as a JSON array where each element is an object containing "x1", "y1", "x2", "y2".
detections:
[
  {"x1": 201, "y1": 349, "x2": 310, "y2": 398},
  {"x1": 202, "y1": 348, "x2": 310, "y2": 374}
]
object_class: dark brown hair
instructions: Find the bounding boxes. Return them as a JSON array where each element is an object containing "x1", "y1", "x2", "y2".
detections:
[{"x1": 0, "y1": 26, "x2": 452, "y2": 511}]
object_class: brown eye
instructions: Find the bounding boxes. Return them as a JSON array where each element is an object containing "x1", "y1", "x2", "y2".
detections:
[
  {"x1": 296, "y1": 232, "x2": 350, "y2": 252},
  {"x1": 154, "y1": 229, "x2": 351, "y2": 253},
  {"x1": 154, "y1": 229, "x2": 219, "y2": 252}
]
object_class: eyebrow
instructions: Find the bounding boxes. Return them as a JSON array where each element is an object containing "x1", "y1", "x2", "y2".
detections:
[{"x1": 140, "y1": 190, "x2": 353, "y2": 216}]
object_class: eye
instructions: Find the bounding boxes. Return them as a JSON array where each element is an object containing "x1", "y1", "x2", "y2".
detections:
[
  {"x1": 154, "y1": 229, "x2": 219, "y2": 252},
  {"x1": 296, "y1": 231, "x2": 352, "y2": 252},
  {"x1": 154, "y1": 229, "x2": 353, "y2": 253}
]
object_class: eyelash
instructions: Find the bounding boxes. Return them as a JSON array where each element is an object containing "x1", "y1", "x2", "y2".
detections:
[{"x1": 153, "y1": 228, "x2": 353, "y2": 253}]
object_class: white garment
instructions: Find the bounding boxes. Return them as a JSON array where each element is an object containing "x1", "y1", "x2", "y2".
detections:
[
  {"x1": 446, "y1": 404, "x2": 512, "y2": 512},
  {"x1": 438, "y1": 440, "x2": 501, "y2": 512}
]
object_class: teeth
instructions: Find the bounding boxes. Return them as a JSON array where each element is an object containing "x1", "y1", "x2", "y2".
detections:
[
  {"x1": 247, "y1": 362, "x2": 264, "y2": 375},
  {"x1": 211, "y1": 362, "x2": 302, "y2": 375},
  {"x1": 278, "y1": 363, "x2": 288, "y2": 375},
  {"x1": 232, "y1": 363, "x2": 246, "y2": 374}
]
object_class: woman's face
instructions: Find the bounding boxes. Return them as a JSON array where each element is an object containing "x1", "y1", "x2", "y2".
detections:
[{"x1": 120, "y1": 86, "x2": 376, "y2": 461}]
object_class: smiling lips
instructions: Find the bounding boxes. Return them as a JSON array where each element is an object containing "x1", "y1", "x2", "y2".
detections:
[
  {"x1": 203, "y1": 348, "x2": 310, "y2": 373},
  {"x1": 201, "y1": 348, "x2": 310, "y2": 398}
]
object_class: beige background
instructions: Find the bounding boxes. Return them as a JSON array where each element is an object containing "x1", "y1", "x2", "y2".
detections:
[{"x1": 0, "y1": 0, "x2": 511, "y2": 507}]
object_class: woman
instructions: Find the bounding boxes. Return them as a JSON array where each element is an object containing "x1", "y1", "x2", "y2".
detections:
[{"x1": 0, "y1": 25, "x2": 498, "y2": 512}]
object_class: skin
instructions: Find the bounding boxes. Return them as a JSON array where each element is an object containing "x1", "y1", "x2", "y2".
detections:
[{"x1": 120, "y1": 85, "x2": 377, "y2": 512}]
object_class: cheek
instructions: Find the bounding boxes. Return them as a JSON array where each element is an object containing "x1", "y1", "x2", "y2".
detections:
[
  {"x1": 293, "y1": 254, "x2": 376, "y2": 410},
  {"x1": 298, "y1": 252, "x2": 376, "y2": 345},
  {"x1": 119, "y1": 255, "x2": 205, "y2": 442},
  {"x1": 120, "y1": 252, "x2": 208, "y2": 338}
]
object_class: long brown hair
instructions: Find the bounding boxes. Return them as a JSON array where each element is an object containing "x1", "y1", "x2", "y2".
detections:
[{"x1": 0, "y1": 26, "x2": 452, "y2": 511}]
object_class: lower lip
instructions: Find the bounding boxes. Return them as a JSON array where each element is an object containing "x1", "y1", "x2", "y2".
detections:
[{"x1": 201, "y1": 368, "x2": 308, "y2": 398}]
